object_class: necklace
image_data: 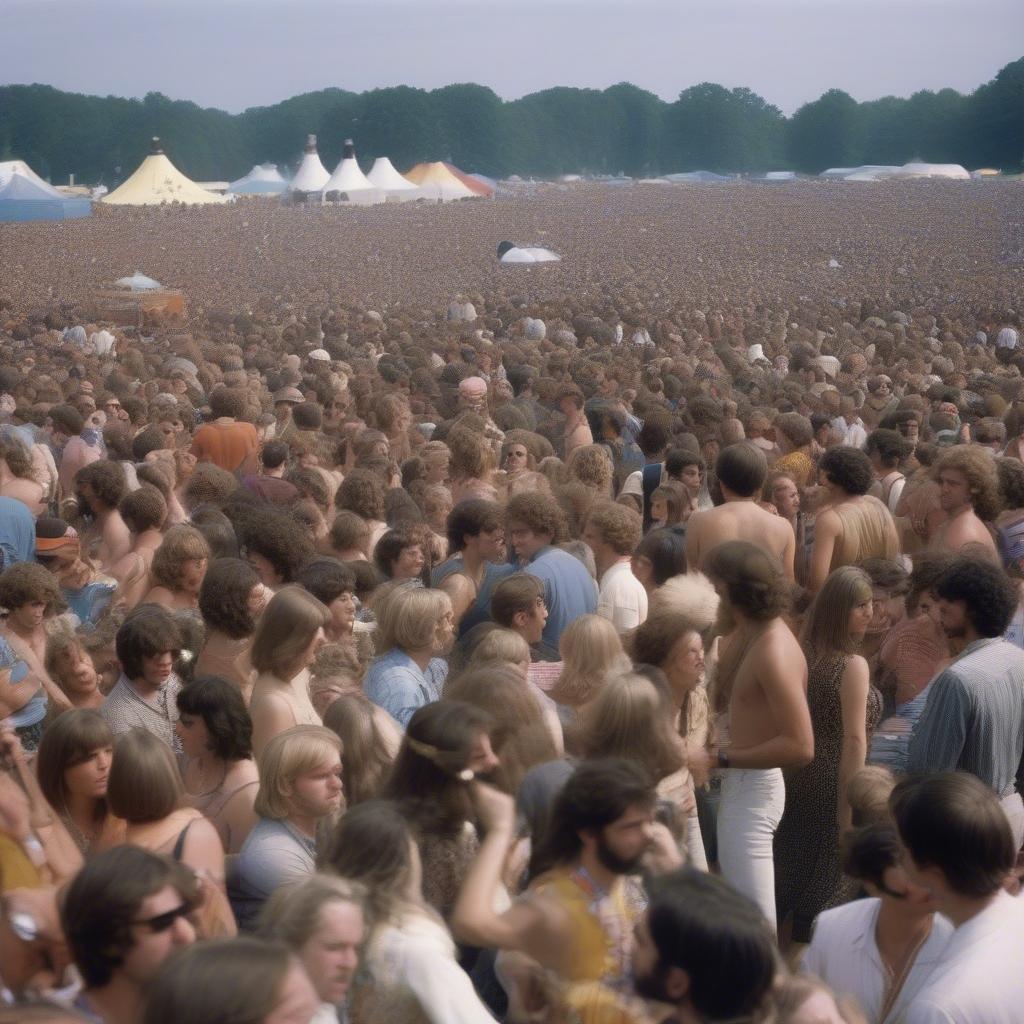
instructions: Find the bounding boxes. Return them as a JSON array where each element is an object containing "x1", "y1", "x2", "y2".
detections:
[
  {"x1": 877, "y1": 919, "x2": 932, "y2": 1022},
  {"x1": 62, "y1": 808, "x2": 100, "y2": 855}
]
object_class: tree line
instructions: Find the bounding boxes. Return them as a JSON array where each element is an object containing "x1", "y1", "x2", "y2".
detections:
[{"x1": 0, "y1": 57, "x2": 1020, "y2": 186}]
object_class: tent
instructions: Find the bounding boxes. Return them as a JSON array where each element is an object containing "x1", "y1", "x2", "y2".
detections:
[
  {"x1": 665, "y1": 171, "x2": 731, "y2": 183},
  {"x1": 403, "y1": 162, "x2": 478, "y2": 201},
  {"x1": 443, "y1": 163, "x2": 494, "y2": 197},
  {"x1": 821, "y1": 165, "x2": 900, "y2": 181},
  {"x1": 498, "y1": 241, "x2": 561, "y2": 264},
  {"x1": 0, "y1": 172, "x2": 91, "y2": 221},
  {"x1": 228, "y1": 164, "x2": 289, "y2": 194},
  {"x1": 321, "y1": 140, "x2": 385, "y2": 205},
  {"x1": 367, "y1": 157, "x2": 422, "y2": 201},
  {"x1": 102, "y1": 139, "x2": 228, "y2": 206},
  {"x1": 892, "y1": 162, "x2": 970, "y2": 180},
  {"x1": 290, "y1": 135, "x2": 330, "y2": 194},
  {"x1": 0, "y1": 160, "x2": 52, "y2": 190},
  {"x1": 760, "y1": 171, "x2": 797, "y2": 181},
  {"x1": 114, "y1": 272, "x2": 162, "y2": 291}
]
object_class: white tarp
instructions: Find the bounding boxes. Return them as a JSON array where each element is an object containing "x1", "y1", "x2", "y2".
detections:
[
  {"x1": 228, "y1": 164, "x2": 288, "y2": 194},
  {"x1": 893, "y1": 162, "x2": 970, "y2": 180}
]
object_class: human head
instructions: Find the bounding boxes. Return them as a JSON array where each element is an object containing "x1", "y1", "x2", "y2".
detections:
[
  {"x1": 865, "y1": 428, "x2": 913, "y2": 472},
  {"x1": 150, "y1": 525, "x2": 210, "y2": 595},
  {"x1": 933, "y1": 445, "x2": 1002, "y2": 520},
  {"x1": 254, "y1": 725, "x2": 343, "y2": 821},
  {"x1": 239, "y1": 509, "x2": 316, "y2": 586},
  {"x1": 714, "y1": 444, "x2": 767, "y2": 498},
  {"x1": 445, "y1": 499, "x2": 505, "y2": 558},
  {"x1": 36, "y1": 708, "x2": 114, "y2": 814},
  {"x1": 490, "y1": 572, "x2": 548, "y2": 644},
  {"x1": 175, "y1": 675, "x2": 253, "y2": 763},
  {"x1": 260, "y1": 439, "x2": 289, "y2": 471},
  {"x1": 774, "y1": 412, "x2": 813, "y2": 453},
  {"x1": 209, "y1": 387, "x2": 246, "y2": 420},
  {"x1": 336, "y1": 469, "x2": 386, "y2": 522},
  {"x1": 294, "y1": 557, "x2": 357, "y2": 641},
  {"x1": 328, "y1": 510, "x2": 371, "y2": 558},
  {"x1": 322, "y1": 694, "x2": 393, "y2": 806},
  {"x1": 802, "y1": 565, "x2": 874, "y2": 654},
  {"x1": 250, "y1": 585, "x2": 330, "y2": 679},
  {"x1": 47, "y1": 404, "x2": 84, "y2": 442},
  {"x1": 44, "y1": 630, "x2": 100, "y2": 702},
  {"x1": 664, "y1": 448, "x2": 705, "y2": 497},
  {"x1": 107, "y1": 728, "x2": 184, "y2": 824},
  {"x1": 118, "y1": 485, "x2": 167, "y2": 535},
  {"x1": 632, "y1": 611, "x2": 706, "y2": 693},
  {"x1": 631, "y1": 526, "x2": 687, "y2": 589},
  {"x1": 818, "y1": 446, "x2": 874, "y2": 497},
  {"x1": 115, "y1": 604, "x2": 182, "y2": 685},
  {"x1": 840, "y1": 822, "x2": 933, "y2": 908},
  {"x1": 505, "y1": 491, "x2": 564, "y2": 561},
  {"x1": 76, "y1": 460, "x2": 127, "y2": 514},
  {"x1": 581, "y1": 500, "x2": 642, "y2": 572},
  {"x1": 552, "y1": 613, "x2": 632, "y2": 706},
  {"x1": 197, "y1": 557, "x2": 261, "y2": 639},
  {"x1": 704, "y1": 541, "x2": 789, "y2": 622},
  {"x1": 0, "y1": 560, "x2": 62, "y2": 629},
  {"x1": 372, "y1": 527, "x2": 425, "y2": 581},
  {"x1": 373, "y1": 583, "x2": 453, "y2": 655},
  {"x1": 933, "y1": 556, "x2": 1018, "y2": 639}
]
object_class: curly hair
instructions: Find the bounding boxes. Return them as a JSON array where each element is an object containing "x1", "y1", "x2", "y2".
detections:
[
  {"x1": 565, "y1": 444, "x2": 614, "y2": 494},
  {"x1": 0, "y1": 561, "x2": 63, "y2": 613},
  {"x1": 176, "y1": 675, "x2": 253, "y2": 762},
  {"x1": 998, "y1": 457, "x2": 1024, "y2": 511},
  {"x1": 704, "y1": 540, "x2": 790, "y2": 622},
  {"x1": 118, "y1": 485, "x2": 167, "y2": 534},
  {"x1": 336, "y1": 469, "x2": 385, "y2": 521},
  {"x1": 150, "y1": 525, "x2": 211, "y2": 591},
  {"x1": 819, "y1": 446, "x2": 874, "y2": 497},
  {"x1": 285, "y1": 465, "x2": 332, "y2": 515},
  {"x1": 935, "y1": 557, "x2": 1018, "y2": 638},
  {"x1": 0, "y1": 435, "x2": 34, "y2": 479},
  {"x1": 183, "y1": 463, "x2": 238, "y2": 510},
  {"x1": 209, "y1": 386, "x2": 246, "y2": 420},
  {"x1": 76, "y1": 460, "x2": 127, "y2": 510},
  {"x1": 447, "y1": 426, "x2": 494, "y2": 482},
  {"x1": 933, "y1": 446, "x2": 1003, "y2": 522},
  {"x1": 238, "y1": 509, "x2": 316, "y2": 584},
  {"x1": 505, "y1": 490, "x2": 566, "y2": 543},
  {"x1": 774, "y1": 412, "x2": 813, "y2": 449},
  {"x1": 198, "y1": 557, "x2": 260, "y2": 638},
  {"x1": 585, "y1": 500, "x2": 642, "y2": 556},
  {"x1": 865, "y1": 429, "x2": 913, "y2": 469},
  {"x1": 328, "y1": 510, "x2": 370, "y2": 554}
]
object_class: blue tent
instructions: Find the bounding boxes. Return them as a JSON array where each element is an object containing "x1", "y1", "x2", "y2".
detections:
[{"x1": 0, "y1": 173, "x2": 92, "y2": 222}]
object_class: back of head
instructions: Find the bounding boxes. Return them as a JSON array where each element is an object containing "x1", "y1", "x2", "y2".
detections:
[
  {"x1": 714, "y1": 443, "x2": 767, "y2": 498},
  {"x1": 934, "y1": 556, "x2": 1018, "y2": 638},
  {"x1": 704, "y1": 540, "x2": 789, "y2": 622}
]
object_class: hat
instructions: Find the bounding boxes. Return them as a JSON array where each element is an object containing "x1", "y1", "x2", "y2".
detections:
[
  {"x1": 36, "y1": 518, "x2": 79, "y2": 555},
  {"x1": 747, "y1": 344, "x2": 766, "y2": 363},
  {"x1": 273, "y1": 386, "x2": 304, "y2": 405},
  {"x1": 308, "y1": 349, "x2": 331, "y2": 362},
  {"x1": 459, "y1": 377, "x2": 488, "y2": 400}
]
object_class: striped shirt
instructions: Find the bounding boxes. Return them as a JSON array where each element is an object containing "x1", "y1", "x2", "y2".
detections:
[{"x1": 906, "y1": 637, "x2": 1024, "y2": 797}]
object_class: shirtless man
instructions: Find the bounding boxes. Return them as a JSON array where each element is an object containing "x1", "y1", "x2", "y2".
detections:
[
  {"x1": 929, "y1": 446, "x2": 1000, "y2": 563},
  {"x1": 75, "y1": 460, "x2": 132, "y2": 571},
  {"x1": 697, "y1": 540, "x2": 813, "y2": 928},
  {"x1": 686, "y1": 444, "x2": 795, "y2": 580},
  {"x1": 110, "y1": 485, "x2": 168, "y2": 610}
]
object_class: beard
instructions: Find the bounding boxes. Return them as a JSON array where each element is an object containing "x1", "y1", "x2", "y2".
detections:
[
  {"x1": 596, "y1": 833, "x2": 646, "y2": 876},
  {"x1": 633, "y1": 958, "x2": 672, "y2": 1003}
]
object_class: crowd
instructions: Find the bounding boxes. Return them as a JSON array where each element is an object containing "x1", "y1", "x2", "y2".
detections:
[{"x1": 0, "y1": 184, "x2": 1024, "y2": 1024}]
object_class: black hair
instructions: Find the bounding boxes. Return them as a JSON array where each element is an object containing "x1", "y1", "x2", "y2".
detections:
[
  {"x1": 294, "y1": 557, "x2": 357, "y2": 605},
  {"x1": 445, "y1": 499, "x2": 504, "y2": 554},
  {"x1": 115, "y1": 604, "x2": 182, "y2": 680},
  {"x1": 176, "y1": 675, "x2": 253, "y2": 761},
  {"x1": 840, "y1": 823, "x2": 902, "y2": 891},
  {"x1": 633, "y1": 526, "x2": 687, "y2": 585},
  {"x1": 934, "y1": 557, "x2": 1018, "y2": 638},
  {"x1": 819, "y1": 446, "x2": 874, "y2": 496},
  {"x1": 714, "y1": 444, "x2": 766, "y2": 498}
]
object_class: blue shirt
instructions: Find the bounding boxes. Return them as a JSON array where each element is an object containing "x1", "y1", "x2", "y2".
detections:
[
  {"x1": 431, "y1": 556, "x2": 514, "y2": 638},
  {"x1": 364, "y1": 648, "x2": 448, "y2": 728},
  {"x1": 0, "y1": 497, "x2": 35, "y2": 571},
  {"x1": 525, "y1": 546, "x2": 598, "y2": 650}
]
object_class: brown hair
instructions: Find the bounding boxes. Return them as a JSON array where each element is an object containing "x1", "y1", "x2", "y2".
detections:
[
  {"x1": 933, "y1": 445, "x2": 1003, "y2": 522},
  {"x1": 107, "y1": 728, "x2": 183, "y2": 823}
]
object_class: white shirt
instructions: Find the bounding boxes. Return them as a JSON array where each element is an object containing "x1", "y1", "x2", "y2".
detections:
[
  {"x1": 597, "y1": 559, "x2": 648, "y2": 632},
  {"x1": 833, "y1": 415, "x2": 868, "y2": 449},
  {"x1": 803, "y1": 898, "x2": 952, "y2": 1024},
  {"x1": 996, "y1": 327, "x2": 1019, "y2": 350},
  {"x1": 902, "y1": 891, "x2": 1024, "y2": 1023}
]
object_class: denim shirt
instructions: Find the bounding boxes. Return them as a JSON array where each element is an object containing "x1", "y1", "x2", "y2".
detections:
[{"x1": 364, "y1": 648, "x2": 447, "y2": 728}]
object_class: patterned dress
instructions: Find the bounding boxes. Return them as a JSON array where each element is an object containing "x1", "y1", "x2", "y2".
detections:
[{"x1": 774, "y1": 651, "x2": 882, "y2": 942}]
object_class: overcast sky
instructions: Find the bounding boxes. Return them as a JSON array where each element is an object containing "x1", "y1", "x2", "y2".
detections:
[{"x1": 4, "y1": 0, "x2": 1021, "y2": 115}]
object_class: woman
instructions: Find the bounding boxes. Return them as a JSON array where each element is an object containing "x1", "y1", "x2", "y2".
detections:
[
  {"x1": 107, "y1": 727, "x2": 227, "y2": 887},
  {"x1": 383, "y1": 700, "x2": 498, "y2": 921},
  {"x1": 249, "y1": 585, "x2": 330, "y2": 757},
  {"x1": 176, "y1": 676, "x2": 260, "y2": 854},
  {"x1": 774, "y1": 565, "x2": 882, "y2": 943},
  {"x1": 564, "y1": 444, "x2": 615, "y2": 498},
  {"x1": 321, "y1": 801, "x2": 495, "y2": 1024},
  {"x1": 257, "y1": 875, "x2": 367, "y2": 1024},
  {"x1": 141, "y1": 937, "x2": 319, "y2": 1024},
  {"x1": 373, "y1": 527, "x2": 427, "y2": 583},
  {"x1": 0, "y1": 435, "x2": 46, "y2": 516},
  {"x1": 630, "y1": 526, "x2": 687, "y2": 596},
  {"x1": 36, "y1": 709, "x2": 125, "y2": 856},
  {"x1": 194, "y1": 557, "x2": 263, "y2": 703},
  {"x1": 143, "y1": 524, "x2": 211, "y2": 611},
  {"x1": 323, "y1": 693, "x2": 395, "y2": 806},
  {"x1": 648, "y1": 481, "x2": 688, "y2": 529},
  {"x1": 336, "y1": 469, "x2": 389, "y2": 556},
  {"x1": 44, "y1": 631, "x2": 104, "y2": 709},
  {"x1": 34, "y1": 517, "x2": 116, "y2": 628}
]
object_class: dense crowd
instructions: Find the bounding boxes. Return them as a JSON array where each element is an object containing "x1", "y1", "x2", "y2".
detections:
[{"x1": 1, "y1": 184, "x2": 1024, "y2": 1024}]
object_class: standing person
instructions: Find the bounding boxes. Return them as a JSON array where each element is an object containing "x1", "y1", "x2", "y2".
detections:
[
  {"x1": 241, "y1": 439, "x2": 299, "y2": 506},
  {"x1": 74, "y1": 460, "x2": 131, "y2": 571},
  {"x1": 685, "y1": 445, "x2": 795, "y2": 580},
  {"x1": 141, "y1": 524, "x2": 210, "y2": 611},
  {"x1": 190, "y1": 387, "x2": 259, "y2": 476},
  {"x1": 489, "y1": 572, "x2": 559, "y2": 663},
  {"x1": 48, "y1": 403, "x2": 101, "y2": 501},
  {"x1": 891, "y1": 773, "x2": 1024, "y2": 1024},
  {"x1": 865, "y1": 428, "x2": 913, "y2": 515},
  {"x1": 558, "y1": 384, "x2": 593, "y2": 459},
  {"x1": 802, "y1": 823, "x2": 953, "y2": 1024},
  {"x1": 581, "y1": 501, "x2": 648, "y2": 632},
  {"x1": 700, "y1": 541, "x2": 814, "y2": 929},
  {"x1": 906, "y1": 557, "x2": 1024, "y2": 846},
  {"x1": 629, "y1": 526, "x2": 688, "y2": 598},
  {"x1": 766, "y1": 471, "x2": 810, "y2": 586},
  {"x1": 929, "y1": 446, "x2": 1002, "y2": 562},
  {"x1": 110, "y1": 485, "x2": 166, "y2": 610},
  {"x1": 504, "y1": 492, "x2": 597, "y2": 652},
  {"x1": 775, "y1": 566, "x2": 881, "y2": 943}
]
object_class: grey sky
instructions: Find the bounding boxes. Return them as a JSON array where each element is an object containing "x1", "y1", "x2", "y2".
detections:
[{"x1": 4, "y1": 0, "x2": 1021, "y2": 115}]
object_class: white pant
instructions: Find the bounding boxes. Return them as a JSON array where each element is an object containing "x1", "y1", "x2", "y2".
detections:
[{"x1": 717, "y1": 768, "x2": 785, "y2": 929}]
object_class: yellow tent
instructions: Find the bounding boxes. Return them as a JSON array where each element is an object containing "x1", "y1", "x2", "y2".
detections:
[
  {"x1": 403, "y1": 162, "x2": 477, "y2": 201},
  {"x1": 102, "y1": 138, "x2": 228, "y2": 206}
]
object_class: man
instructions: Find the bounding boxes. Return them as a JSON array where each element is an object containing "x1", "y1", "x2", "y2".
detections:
[
  {"x1": 906, "y1": 557, "x2": 1024, "y2": 846},
  {"x1": 557, "y1": 384, "x2": 592, "y2": 459},
  {"x1": 490, "y1": 572, "x2": 560, "y2": 668},
  {"x1": 892, "y1": 773, "x2": 1024, "y2": 1024},
  {"x1": 832, "y1": 395, "x2": 868, "y2": 448},
  {"x1": 190, "y1": 386, "x2": 259, "y2": 475},
  {"x1": 48, "y1": 403, "x2": 102, "y2": 501},
  {"x1": 505, "y1": 492, "x2": 597, "y2": 651},
  {"x1": 581, "y1": 501, "x2": 647, "y2": 632},
  {"x1": 685, "y1": 444, "x2": 795, "y2": 579},
  {"x1": 929, "y1": 446, "x2": 1001, "y2": 562},
  {"x1": 242, "y1": 439, "x2": 299, "y2": 506},
  {"x1": 102, "y1": 604, "x2": 182, "y2": 752},
  {"x1": 61, "y1": 845, "x2": 197, "y2": 1024},
  {"x1": 617, "y1": 416, "x2": 671, "y2": 525},
  {"x1": 271, "y1": 385, "x2": 303, "y2": 438},
  {"x1": 803, "y1": 823, "x2": 953, "y2": 1023},
  {"x1": 74, "y1": 460, "x2": 131, "y2": 570},
  {"x1": 699, "y1": 540, "x2": 813, "y2": 927}
]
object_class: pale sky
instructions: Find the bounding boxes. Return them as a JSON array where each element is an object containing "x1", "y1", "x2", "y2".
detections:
[{"x1": 4, "y1": 0, "x2": 1022, "y2": 115}]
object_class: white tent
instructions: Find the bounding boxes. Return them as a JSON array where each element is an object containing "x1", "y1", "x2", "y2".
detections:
[
  {"x1": 114, "y1": 272, "x2": 162, "y2": 291},
  {"x1": 101, "y1": 139, "x2": 228, "y2": 206},
  {"x1": 0, "y1": 160, "x2": 51, "y2": 190},
  {"x1": 665, "y1": 171, "x2": 731, "y2": 183},
  {"x1": 0, "y1": 172, "x2": 91, "y2": 221},
  {"x1": 498, "y1": 242, "x2": 561, "y2": 264},
  {"x1": 893, "y1": 162, "x2": 970, "y2": 180},
  {"x1": 290, "y1": 135, "x2": 330, "y2": 193},
  {"x1": 321, "y1": 140, "x2": 385, "y2": 205},
  {"x1": 403, "y1": 162, "x2": 477, "y2": 201},
  {"x1": 228, "y1": 164, "x2": 288, "y2": 194},
  {"x1": 821, "y1": 165, "x2": 900, "y2": 181},
  {"x1": 367, "y1": 157, "x2": 422, "y2": 201}
]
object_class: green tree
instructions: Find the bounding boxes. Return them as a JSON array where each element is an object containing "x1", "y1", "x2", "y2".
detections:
[{"x1": 788, "y1": 89, "x2": 862, "y2": 172}]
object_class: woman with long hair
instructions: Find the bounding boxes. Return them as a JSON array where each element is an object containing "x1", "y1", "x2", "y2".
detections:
[
  {"x1": 322, "y1": 693, "x2": 394, "y2": 807},
  {"x1": 629, "y1": 526, "x2": 687, "y2": 596},
  {"x1": 249, "y1": 585, "x2": 330, "y2": 757},
  {"x1": 321, "y1": 801, "x2": 495, "y2": 1024},
  {"x1": 36, "y1": 709, "x2": 124, "y2": 856},
  {"x1": 774, "y1": 565, "x2": 882, "y2": 944},
  {"x1": 176, "y1": 676, "x2": 260, "y2": 854},
  {"x1": 143, "y1": 524, "x2": 211, "y2": 611}
]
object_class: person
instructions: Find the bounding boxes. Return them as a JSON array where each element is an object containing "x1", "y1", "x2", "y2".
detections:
[
  {"x1": 249, "y1": 585, "x2": 330, "y2": 756},
  {"x1": 110, "y1": 485, "x2": 166, "y2": 610},
  {"x1": 44, "y1": 630, "x2": 104, "y2": 709},
  {"x1": 61, "y1": 845, "x2": 197, "y2": 1024},
  {"x1": 190, "y1": 386, "x2": 259, "y2": 475},
  {"x1": 238, "y1": 507, "x2": 315, "y2": 588},
  {"x1": 322, "y1": 693, "x2": 395, "y2": 805},
  {"x1": 102, "y1": 604, "x2": 183, "y2": 751},
  {"x1": 558, "y1": 383, "x2": 592, "y2": 459},
  {"x1": 140, "y1": 936, "x2": 319, "y2": 1024},
  {"x1": 321, "y1": 801, "x2": 496, "y2": 1024},
  {"x1": 775, "y1": 565, "x2": 881, "y2": 942},
  {"x1": 49, "y1": 404, "x2": 100, "y2": 506},
  {"x1": 891, "y1": 772, "x2": 1024, "y2": 1024},
  {"x1": 489, "y1": 572, "x2": 559, "y2": 664},
  {"x1": 906, "y1": 557, "x2": 1024, "y2": 846},
  {"x1": 74, "y1": 460, "x2": 131, "y2": 571},
  {"x1": 773, "y1": 412, "x2": 817, "y2": 489},
  {"x1": 194, "y1": 557, "x2": 262, "y2": 702},
  {"x1": 257, "y1": 875, "x2": 366, "y2": 1024},
  {"x1": 808, "y1": 447, "x2": 900, "y2": 592},
  {"x1": 0, "y1": 494, "x2": 35, "y2": 570},
  {"x1": 35, "y1": 709, "x2": 124, "y2": 856},
  {"x1": 581, "y1": 500, "x2": 648, "y2": 631},
  {"x1": 0, "y1": 435, "x2": 45, "y2": 516},
  {"x1": 865, "y1": 428, "x2": 913, "y2": 515},
  {"x1": 242, "y1": 439, "x2": 299, "y2": 506},
  {"x1": 142, "y1": 524, "x2": 210, "y2": 611},
  {"x1": 630, "y1": 526, "x2": 688, "y2": 595},
  {"x1": 685, "y1": 444, "x2": 795, "y2": 580},
  {"x1": 432, "y1": 499, "x2": 513, "y2": 636},
  {"x1": 363, "y1": 584, "x2": 453, "y2": 728},
  {"x1": 176, "y1": 675, "x2": 260, "y2": 854},
  {"x1": 34, "y1": 517, "x2": 117, "y2": 628},
  {"x1": 294, "y1": 557, "x2": 359, "y2": 648},
  {"x1": 229, "y1": 724, "x2": 343, "y2": 930},
  {"x1": 373, "y1": 527, "x2": 427, "y2": 583},
  {"x1": 929, "y1": 445, "x2": 1002, "y2": 562},
  {"x1": 701, "y1": 541, "x2": 814, "y2": 929},
  {"x1": 766, "y1": 471, "x2": 810, "y2": 586},
  {"x1": 802, "y1": 823, "x2": 953, "y2": 1024},
  {"x1": 504, "y1": 491, "x2": 598, "y2": 651}
]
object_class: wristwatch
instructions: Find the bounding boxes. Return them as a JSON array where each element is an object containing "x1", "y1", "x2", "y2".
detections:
[{"x1": 717, "y1": 748, "x2": 730, "y2": 769}]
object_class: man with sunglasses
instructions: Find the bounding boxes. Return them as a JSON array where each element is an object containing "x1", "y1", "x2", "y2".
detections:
[{"x1": 61, "y1": 845, "x2": 197, "y2": 1024}]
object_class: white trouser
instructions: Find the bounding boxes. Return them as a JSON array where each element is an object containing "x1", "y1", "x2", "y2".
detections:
[
  {"x1": 1000, "y1": 791, "x2": 1024, "y2": 851},
  {"x1": 717, "y1": 767, "x2": 785, "y2": 929},
  {"x1": 685, "y1": 807, "x2": 709, "y2": 871}
]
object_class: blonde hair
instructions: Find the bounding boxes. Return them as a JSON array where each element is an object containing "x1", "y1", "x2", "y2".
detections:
[
  {"x1": 374, "y1": 585, "x2": 451, "y2": 653},
  {"x1": 847, "y1": 765, "x2": 896, "y2": 827},
  {"x1": 251, "y1": 585, "x2": 331, "y2": 677},
  {"x1": 551, "y1": 614, "x2": 631, "y2": 706},
  {"x1": 107, "y1": 728, "x2": 184, "y2": 823},
  {"x1": 150, "y1": 525, "x2": 211, "y2": 590},
  {"x1": 256, "y1": 873, "x2": 366, "y2": 949},
  {"x1": 255, "y1": 725, "x2": 342, "y2": 820},
  {"x1": 802, "y1": 565, "x2": 873, "y2": 659},
  {"x1": 469, "y1": 628, "x2": 530, "y2": 669},
  {"x1": 565, "y1": 444, "x2": 614, "y2": 494}
]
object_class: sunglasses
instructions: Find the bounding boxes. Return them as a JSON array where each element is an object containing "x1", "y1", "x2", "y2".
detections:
[{"x1": 134, "y1": 902, "x2": 193, "y2": 933}]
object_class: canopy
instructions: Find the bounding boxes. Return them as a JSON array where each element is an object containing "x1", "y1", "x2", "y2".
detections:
[
  {"x1": 0, "y1": 160, "x2": 52, "y2": 190},
  {"x1": 665, "y1": 171, "x2": 731, "y2": 182},
  {"x1": 290, "y1": 135, "x2": 330, "y2": 193},
  {"x1": 821, "y1": 165, "x2": 900, "y2": 181},
  {"x1": 321, "y1": 140, "x2": 385, "y2": 205},
  {"x1": 443, "y1": 163, "x2": 494, "y2": 197},
  {"x1": 403, "y1": 162, "x2": 477, "y2": 201},
  {"x1": 0, "y1": 172, "x2": 91, "y2": 221},
  {"x1": 893, "y1": 162, "x2": 970, "y2": 180},
  {"x1": 367, "y1": 157, "x2": 422, "y2": 200},
  {"x1": 228, "y1": 164, "x2": 289, "y2": 194},
  {"x1": 114, "y1": 272, "x2": 162, "y2": 291},
  {"x1": 498, "y1": 241, "x2": 561, "y2": 264},
  {"x1": 102, "y1": 139, "x2": 228, "y2": 206}
]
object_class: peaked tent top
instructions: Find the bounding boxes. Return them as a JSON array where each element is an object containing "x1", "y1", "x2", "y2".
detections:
[
  {"x1": 322, "y1": 140, "x2": 384, "y2": 202},
  {"x1": 0, "y1": 160, "x2": 51, "y2": 190},
  {"x1": 0, "y1": 172, "x2": 65, "y2": 201},
  {"x1": 102, "y1": 138, "x2": 228, "y2": 206},
  {"x1": 443, "y1": 162, "x2": 494, "y2": 197},
  {"x1": 367, "y1": 157, "x2": 421, "y2": 194},
  {"x1": 291, "y1": 135, "x2": 330, "y2": 193},
  {"x1": 403, "y1": 162, "x2": 477, "y2": 201},
  {"x1": 228, "y1": 163, "x2": 288, "y2": 194}
]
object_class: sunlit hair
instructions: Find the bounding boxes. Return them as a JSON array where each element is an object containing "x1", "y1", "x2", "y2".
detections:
[
  {"x1": 933, "y1": 445, "x2": 1003, "y2": 522},
  {"x1": 802, "y1": 565, "x2": 873, "y2": 658},
  {"x1": 649, "y1": 482, "x2": 688, "y2": 526},
  {"x1": 256, "y1": 873, "x2": 366, "y2": 952},
  {"x1": 704, "y1": 540, "x2": 789, "y2": 622},
  {"x1": 250, "y1": 585, "x2": 330, "y2": 678},
  {"x1": 565, "y1": 444, "x2": 614, "y2": 494},
  {"x1": 0, "y1": 560, "x2": 62, "y2": 614},
  {"x1": 150, "y1": 524, "x2": 210, "y2": 591},
  {"x1": 468, "y1": 628, "x2": 531, "y2": 669},
  {"x1": 373, "y1": 584, "x2": 451, "y2": 653},
  {"x1": 648, "y1": 570, "x2": 719, "y2": 637},
  {"x1": 255, "y1": 725, "x2": 342, "y2": 821},
  {"x1": 551, "y1": 614, "x2": 632, "y2": 707},
  {"x1": 323, "y1": 694, "x2": 393, "y2": 806},
  {"x1": 36, "y1": 709, "x2": 113, "y2": 815}
]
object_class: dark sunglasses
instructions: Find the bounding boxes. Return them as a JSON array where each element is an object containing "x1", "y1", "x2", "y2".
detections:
[{"x1": 134, "y1": 902, "x2": 192, "y2": 933}]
